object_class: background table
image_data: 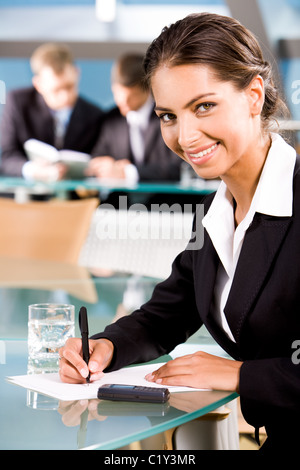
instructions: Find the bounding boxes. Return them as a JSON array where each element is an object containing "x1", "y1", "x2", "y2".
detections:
[{"x1": 0, "y1": 176, "x2": 219, "y2": 202}]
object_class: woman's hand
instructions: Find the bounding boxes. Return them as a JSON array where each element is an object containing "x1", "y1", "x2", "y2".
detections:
[
  {"x1": 145, "y1": 351, "x2": 242, "y2": 392},
  {"x1": 58, "y1": 399, "x2": 106, "y2": 426},
  {"x1": 59, "y1": 337, "x2": 114, "y2": 384}
]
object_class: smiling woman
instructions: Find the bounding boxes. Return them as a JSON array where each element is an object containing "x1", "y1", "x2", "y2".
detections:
[
  {"x1": 143, "y1": 13, "x2": 289, "y2": 223},
  {"x1": 151, "y1": 64, "x2": 263, "y2": 187},
  {"x1": 59, "y1": 13, "x2": 300, "y2": 452}
]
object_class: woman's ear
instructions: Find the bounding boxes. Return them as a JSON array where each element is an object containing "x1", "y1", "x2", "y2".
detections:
[{"x1": 247, "y1": 74, "x2": 265, "y2": 117}]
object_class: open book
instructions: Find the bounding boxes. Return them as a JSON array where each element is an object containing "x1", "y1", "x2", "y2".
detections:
[{"x1": 24, "y1": 139, "x2": 90, "y2": 179}]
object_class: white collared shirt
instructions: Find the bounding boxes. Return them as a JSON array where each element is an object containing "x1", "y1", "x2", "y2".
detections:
[
  {"x1": 202, "y1": 133, "x2": 296, "y2": 342},
  {"x1": 51, "y1": 107, "x2": 73, "y2": 148},
  {"x1": 126, "y1": 95, "x2": 154, "y2": 130},
  {"x1": 125, "y1": 96, "x2": 154, "y2": 183}
]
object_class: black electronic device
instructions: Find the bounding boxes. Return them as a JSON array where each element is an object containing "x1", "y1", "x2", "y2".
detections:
[{"x1": 97, "y1": 384, "x2": 170, "y2": 403}]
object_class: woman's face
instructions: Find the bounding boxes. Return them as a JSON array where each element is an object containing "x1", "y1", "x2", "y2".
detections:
[{"x1": 151, "y1": 64, "x2": 263, "y2": 181}]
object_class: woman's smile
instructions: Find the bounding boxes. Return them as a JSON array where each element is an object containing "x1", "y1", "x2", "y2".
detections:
[
  {"x1": 186, "y1": 141, "x2": 220, "y2": 165},
  {"x1": 151, "y1": 64, "x2": 263, "y2": 182}
]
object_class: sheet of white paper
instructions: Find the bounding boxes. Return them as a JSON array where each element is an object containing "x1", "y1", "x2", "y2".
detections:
[
  {"x1": 170, "y1": 342, "x2": 229, "y2": 359},
  {"x1": 7, "y1": 363, "x2": 208, "y2": 401}
]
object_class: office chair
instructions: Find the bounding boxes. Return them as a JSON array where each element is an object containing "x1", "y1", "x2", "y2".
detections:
[
  {"x1": 79, "y1": 207, "x2": 195, "y2": 279},
  {"x1": 0, "y1": 197, "x2": 99, "y2": 264}
]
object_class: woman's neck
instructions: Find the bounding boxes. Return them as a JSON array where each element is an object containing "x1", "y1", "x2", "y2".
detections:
[{"x1": 223, "y1": 134, "x2": 272, "y2": 227}]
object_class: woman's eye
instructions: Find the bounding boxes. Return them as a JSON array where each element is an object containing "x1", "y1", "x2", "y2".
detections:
[
  {"x1": 197, "y1": 103, "x2": 215, "y2": 113},
  {"x1": 158, "y1": 113, "x2": 176, "y2": 123}
]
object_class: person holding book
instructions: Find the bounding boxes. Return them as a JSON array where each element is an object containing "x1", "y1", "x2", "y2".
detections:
[{"x1": 0, "y1": 43, "x2": 103, "y2": 181}]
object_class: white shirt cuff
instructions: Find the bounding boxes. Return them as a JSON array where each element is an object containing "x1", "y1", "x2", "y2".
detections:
[
  {"x1": 124, "y1": 163, "x2": 139, "y2": 184},
  {"x1": 22, "y1": 161, "x2": 35, "y2": 180}
]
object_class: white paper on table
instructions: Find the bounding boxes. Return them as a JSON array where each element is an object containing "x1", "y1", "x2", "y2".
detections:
[
  {"x1": 169, "y1": 342, "x2": 229, "y2": 359},
  {"x1": 7, "y1": 363, "x2": 208, "y2": 401}
]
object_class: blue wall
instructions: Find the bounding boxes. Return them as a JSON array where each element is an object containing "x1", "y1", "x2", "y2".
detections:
[
  {"x1": 0, "y1": 58, "x2": 115, "y2": 110},
  {"x1": 0, "y1": 1, "x2": 299, "y2": 128}
]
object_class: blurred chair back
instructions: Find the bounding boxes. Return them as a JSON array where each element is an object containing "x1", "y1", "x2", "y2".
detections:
[
  {"x1": 79, "y1": 207, "x2": 194, "y2": 279},
  {"x1": 0, "y1": 197, "x2": 99, "y2": 263}
]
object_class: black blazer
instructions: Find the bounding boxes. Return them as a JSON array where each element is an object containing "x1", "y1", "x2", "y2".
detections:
[
  {"x1": 93, "y1": 155, "x2": 300, "y2": 445},
  {"x1": 0, "y1": 87, "x2": 103, "y2": 177},
  {"x1": 91, "y1": 106, "x2": 181, "y2": 182}
]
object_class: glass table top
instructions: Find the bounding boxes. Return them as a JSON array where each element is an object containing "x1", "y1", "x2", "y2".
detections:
[
  {"x1": 0, "y1": 340, "x2": 237, "y2": 450},
  {"x1": 0, "y1": 257, "x2": 237, "y2": 450}
]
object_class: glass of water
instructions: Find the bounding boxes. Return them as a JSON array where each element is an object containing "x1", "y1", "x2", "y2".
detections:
[{"x1": 28, "y1": 303, "x2": 75, "y2": 374}]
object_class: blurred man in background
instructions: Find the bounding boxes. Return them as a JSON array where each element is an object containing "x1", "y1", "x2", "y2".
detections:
[
  {"x1": 0, "y1": 42, "x2": 103, "y2": 181},
  {"x1": 89, "y1": 53, "x2": 181, "y2": 183}
]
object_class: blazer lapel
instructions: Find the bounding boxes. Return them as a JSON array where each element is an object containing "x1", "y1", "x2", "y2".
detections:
[
  {"x1": 143, "y1": 111, "x2": 158, "y2": 160},
  {"x1": 224, "y1": 213, "x2": 292, "y2": 344},
  {"x1": 195, "y1": 233, "x2": 219, "y2": 323},
  {"x1": 117, "y1": 117, "x2": 133, "y2": 161},
  {"x1": 35, "y1": 93, "x2": 55, "y2": 145},
  {"x1": 123, "y1": 122, "x2": 133, "y2": 161}
]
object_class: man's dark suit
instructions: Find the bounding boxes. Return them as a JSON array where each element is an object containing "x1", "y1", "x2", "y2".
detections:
[
  {"x1": 91, "y1": 106, "x2": 181, "y2": 182},
  {"x1": 93, "y1": 155, "x2": 300, "y2": 449},
  {"x1": 0, "y1": 87, "x2": 103, "y2": 177}
]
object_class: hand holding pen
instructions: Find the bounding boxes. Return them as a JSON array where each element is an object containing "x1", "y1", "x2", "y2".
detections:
[
  {"x1": 79, "y1": 306, "x2": 90, "y2": 384},
  {"x1": 58, "y1": 308, "x2": 114, "y2": 384}
]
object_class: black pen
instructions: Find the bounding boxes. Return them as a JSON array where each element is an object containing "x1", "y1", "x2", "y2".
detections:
[{"x1": 79, "y1": 306, "x2": 90, "y2": 384}]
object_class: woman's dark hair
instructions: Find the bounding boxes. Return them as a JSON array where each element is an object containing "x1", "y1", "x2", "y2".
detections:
[{"x1": 144, "y1": 13, "x2": 288, "y2": 130}]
